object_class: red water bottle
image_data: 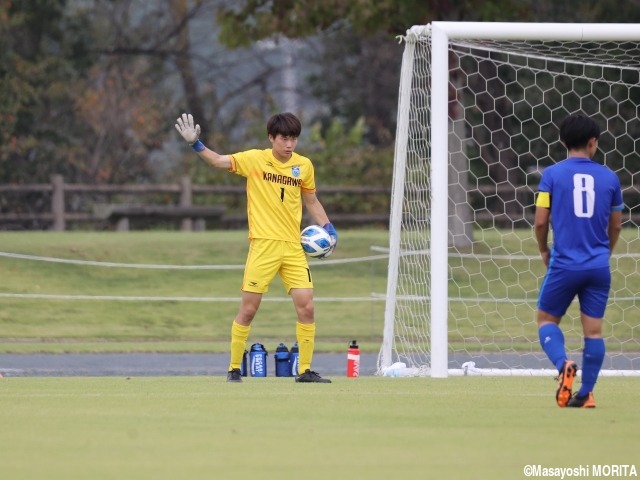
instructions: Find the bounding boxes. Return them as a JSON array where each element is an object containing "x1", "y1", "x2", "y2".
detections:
[{"x1": 347, "y1": 340, "x2": 360, "y2": 377}]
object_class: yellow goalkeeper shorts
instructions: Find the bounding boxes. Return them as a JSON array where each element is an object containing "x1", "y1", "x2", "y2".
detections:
[{"x1": 241, "y1": 239, "x2": 313, "y2": 294}]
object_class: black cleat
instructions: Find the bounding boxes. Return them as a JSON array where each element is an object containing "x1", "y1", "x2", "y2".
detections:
[
  {"x1": 226, "y1": 368, "x2": 243, "y2": 383},
  {"x1": 567, "y1": 392, "x2": 596, "y2": 408},
  {"x1": 295, "y1": 369, "x2": 332, "y2": 383}
]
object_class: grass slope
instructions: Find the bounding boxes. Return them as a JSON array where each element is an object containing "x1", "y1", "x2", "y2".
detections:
[
  {"x1": 1, "y1": 229, "x2": 638, "y2": 356},
  {"x1": 0, "y1": 230, "x2": 389, "y2": 353}
]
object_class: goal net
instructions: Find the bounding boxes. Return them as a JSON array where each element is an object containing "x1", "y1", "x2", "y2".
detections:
[{"x1": 379, "y1": 22, "x2": 640, "y2": 377}]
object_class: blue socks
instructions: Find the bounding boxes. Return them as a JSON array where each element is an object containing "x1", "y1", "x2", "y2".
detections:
[
  {"x1": 538, "y1": 323, "x2": 567, "y2": 372},
  {"x1": 578, "y1": 337, "x2": 605, "y2": 397},
  {"x1": 539, "y1": 324, "x2": 605, "y2": 397}
]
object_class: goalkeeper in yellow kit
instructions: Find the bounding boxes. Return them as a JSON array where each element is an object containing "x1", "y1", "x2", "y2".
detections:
[{"x1": 175, "y1": 113, "x2": 337, "y2": 383}]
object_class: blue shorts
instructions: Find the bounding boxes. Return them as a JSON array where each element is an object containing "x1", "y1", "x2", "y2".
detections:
[{"x1": 537, "y1": 266, "x2": 611, "y2": 318}]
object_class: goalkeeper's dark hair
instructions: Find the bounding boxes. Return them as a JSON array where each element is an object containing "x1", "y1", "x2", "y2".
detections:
[
  {"x1": 267, "y1": 113, "x2": 302, "y2": 138},
  {"x1": 559, "y1": 113, "x2": 601, "y2": 150}
]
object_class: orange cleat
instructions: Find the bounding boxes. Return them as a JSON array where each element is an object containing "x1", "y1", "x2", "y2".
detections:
[{"x1": 556, "y1": 360, "x2": 578, "y2": 407}]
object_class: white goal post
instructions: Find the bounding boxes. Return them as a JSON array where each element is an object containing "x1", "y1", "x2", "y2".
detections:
[{"x1": 379, "y1": 22, "x2": 640, "y2": 377}]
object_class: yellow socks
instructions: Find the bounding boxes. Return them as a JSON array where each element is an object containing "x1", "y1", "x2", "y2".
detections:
[
  {"x1": 229, "y1": 321, "x2": 315, "y2": 373},
  {"x1": 296, "y1": 321, "x2": 316, "y2": 372},
  {"x1": 229, "y1": 321, "x2": 251, "y2": 370}
]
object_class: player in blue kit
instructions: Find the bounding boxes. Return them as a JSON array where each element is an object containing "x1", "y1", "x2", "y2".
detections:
[{"x1": 534, "y1": 114, "x2": 623, "y2": 408}]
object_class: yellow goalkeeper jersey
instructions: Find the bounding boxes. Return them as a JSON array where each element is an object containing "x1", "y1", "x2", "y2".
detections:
[{"x1": 230, "y1": 149, "x2": 316, "y2": 242}]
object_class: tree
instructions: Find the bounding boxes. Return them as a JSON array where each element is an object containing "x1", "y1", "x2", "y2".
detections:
[
  {"x1": 216, "y1": 0, "x2": 530, "y2": 47},
  {"x1": 307, "y1": 30, "x2": 401, "y2": 146},
  {"x1": 215, "y1": 0, "x2": 530, "y2": 149},
  {"x1": 86, "y1": 0, "x2": 300, "y2": 180},
  {"x1": 72, "y1": 1, "x2": 176, "y2": 183},
  {"x1": 0, "y1": 0, "x2": 94, "y2": 183}
]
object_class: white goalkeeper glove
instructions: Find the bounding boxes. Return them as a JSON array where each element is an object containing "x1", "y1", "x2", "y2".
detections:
[{"x1": 175, "y1": 113, "x2": 201, "y2": 146}]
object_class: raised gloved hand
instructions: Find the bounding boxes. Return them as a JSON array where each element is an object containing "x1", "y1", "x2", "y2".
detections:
[
  {"x1": 175, "y1": 113, "x2": 201, "y2": 146},
  {"x1": 322, "y1": 222, "x2": 338, "y2": 258}
]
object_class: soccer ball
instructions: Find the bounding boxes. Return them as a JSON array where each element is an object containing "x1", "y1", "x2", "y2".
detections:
[{"x1": 300, "y1": 225, "x2": 332, "y2": 258}]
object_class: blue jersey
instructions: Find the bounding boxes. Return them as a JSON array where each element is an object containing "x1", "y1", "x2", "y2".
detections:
[{"x1": 537, "y1": 157, "x2": 623, "y2": 270}]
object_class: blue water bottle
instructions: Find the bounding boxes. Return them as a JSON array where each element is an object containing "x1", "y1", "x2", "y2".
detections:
[
  {"x1": 250, "y1": 343, "x2": 268, "y2": 377},
  {"x1": 289, "y1": 342, "x2": 299, "y2": 377},
  {"x1": 240, "y1": 349, "x2": 248, "y2": 377},
  {"x1": 274, "y1": 343, "x2": 291, "y2": 377}
]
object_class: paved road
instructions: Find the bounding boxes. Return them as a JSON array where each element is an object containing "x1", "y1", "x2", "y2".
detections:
[
  {"x1": 2, "y1": 352, "x2": 635, "y2": 377},
  {"x1": 0, "y1": 353, "x2": 380, "y2": 377}
]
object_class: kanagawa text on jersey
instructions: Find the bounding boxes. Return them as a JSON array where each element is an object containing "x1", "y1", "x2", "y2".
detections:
[{"x1": 263, "y1": 171, "x2": 303, "y2": 187}]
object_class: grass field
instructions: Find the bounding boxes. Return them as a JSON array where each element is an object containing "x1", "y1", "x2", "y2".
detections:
[
  {"x1": 1, "y1": 376, "x2": 639, "y2": 480},
  {"x1": 2, "y1": 230, "x2": 639, "y2": 479}
]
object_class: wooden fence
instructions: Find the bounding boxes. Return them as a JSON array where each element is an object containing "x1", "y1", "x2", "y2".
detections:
[
  {"x1": 1, "y1": 175, "x2": 637, "y2": 231},
  {"x1": 0, "y1": 175, "x2": 392, "y2": 231}
]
